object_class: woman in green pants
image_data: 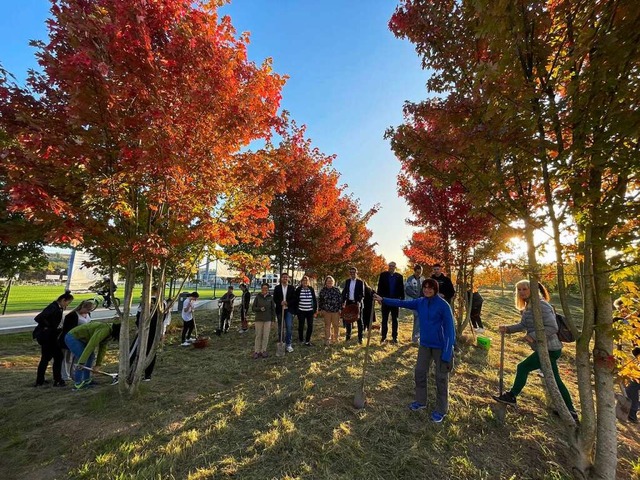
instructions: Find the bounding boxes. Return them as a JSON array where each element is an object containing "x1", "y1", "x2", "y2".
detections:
[{"x1": 493, "y1": 280, "x2": 578, "y2": 420}]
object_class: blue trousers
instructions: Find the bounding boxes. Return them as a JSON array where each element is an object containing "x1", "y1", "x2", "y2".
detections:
[
  {"x1": 65, "y1": 333, "x2": 94, "y2": 384},
  {"x1": 277, "y1": 310, "x2": 293, "y2": 346}
]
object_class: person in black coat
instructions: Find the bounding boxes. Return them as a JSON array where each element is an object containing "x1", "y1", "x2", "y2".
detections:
[
  {"x1": 238, "y1": 283, "x2": 251, "y2": 333},
  {"x1": 273, "y1": 273, "x2": 297, "y2": 352},
  {"x1": 466, "y1": 289, "x2": 484, "y2": 333},
  {"x1": 362, "y1": 283, "x2": 377, "y2": 331},
  {"x1": 376, "y1": 261, "x2": 404, "y2": 343},
  {"x1": 431, "y1": 264, "x2": 455, "y2": 307},
  {"x1": 341, "y1": 266, "x2": 365, "y2": 343},
  {"x1": 33, "y1": 292, "x2": 74, "y2": 386}
]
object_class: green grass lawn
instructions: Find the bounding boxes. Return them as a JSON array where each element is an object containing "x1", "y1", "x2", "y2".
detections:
[
  {"x1": 2, "y1": 285, "x2": 244, "y2": 314},
  {"x1": 0, "y1": 289, "x2": 638, "y2": 479}
]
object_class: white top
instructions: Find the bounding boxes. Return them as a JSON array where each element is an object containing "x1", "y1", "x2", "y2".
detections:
[
  {"x1": 349, "y1": 279, "x2": 356, "y2": 301},
  {"x1": 182, "y1": 298, "x2": 195, "y2": 321},
  {"x1": 405, "y1": 275, "x2": 424, "y2": 299},
  {"x1": 78, "y1": 312, "x2": 91, "y2": 325}
]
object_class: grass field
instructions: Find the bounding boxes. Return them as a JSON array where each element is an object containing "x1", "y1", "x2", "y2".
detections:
[
  {"x1": 1, "y1": 289, "x2": 638, "y2": 479},
  {"x1": 2, "y1": 285, "x2": 246, "y2": 314}
]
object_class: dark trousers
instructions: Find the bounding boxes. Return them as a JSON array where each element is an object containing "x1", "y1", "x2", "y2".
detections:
[
  {"x1": 297, "y1": 310, "x2": 314, "y2": 343},
  {"x1": 344, "y1": 300, "x2": 363, "y2": 341},
  {"x1": 181, "y1": 320, "x2": 194, "y2": 343},
  {"x1": 470, "y1": 311, "x2": 483, "y2": 329},
  {"x1": 626, "y1": 380, "x2": 640, "y2": 418},
  {"x1": 219, "y1": 309, "x2": 232, "y2": 332},
  {"x1": 37, "y1": 338, "x2": 63, "y2": 384},
  {"x1": 381, "y1": 304, "x2": 399, "y2": 341},
  {"x1": 415, "y1": 346, "x2": 449, "y2": 414},
  {"x1": 240, "y1": 308, "x2": 248, "y2": 330},
  {"x1": 130, "y1": 319, "x2": 157, "y2": 379}
]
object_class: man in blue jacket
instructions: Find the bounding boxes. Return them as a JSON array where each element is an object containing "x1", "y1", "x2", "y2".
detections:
[{"x1": 374, "y1": 278, "x2": 455, "y2": 423}]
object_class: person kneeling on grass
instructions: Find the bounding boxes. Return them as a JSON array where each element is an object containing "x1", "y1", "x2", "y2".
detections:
[
  {"x1": 251, "y1": 283, "x2": 276, "y2": 359},
  {"x1": 493, "y1": 280, "x2": 578, "y2": 421},
  {"x1": 374, "y1": 278, "x2": 456, "y2": 423},
  {"x1": 65, "y1": 321, "x2": 121, "y2": 390}
]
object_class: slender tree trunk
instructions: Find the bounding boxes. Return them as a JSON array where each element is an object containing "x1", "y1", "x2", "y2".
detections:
[
  {"x1": 118, "y1": 263, "x2": 137, "y2": 395},
  {"x1": 590, "y1": 235, "x2": 617, "y2": 479},
  {"x1": 539, "y1": 157, "x2": 578, "y2": 338},
  {"x1": 131, "y1": 263, "x2": 153, "y2": 390},
  {"x1": 523, "y1": 220, "x2": 574, "y2": 423},
  {"x1": 571, "y1": 228, "x2": 596, "y2": 479}
]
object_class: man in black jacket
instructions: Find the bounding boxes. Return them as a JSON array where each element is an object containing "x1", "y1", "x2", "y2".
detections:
[
  {"x1": 273, "y1": 273, "x2": 296, "y2": 353},
  {"x1": 238, "y1": 283, "x2": 251, "y2": 333},
  {"x1": 377, "y1": 261, "x2": 404, "y2": 343},
  {"x1": 431, "y1": 264, "x2": 455, "y2": 308},
  {"x1": 342, "y1": 266, "x2": 365, "y2": 343}
]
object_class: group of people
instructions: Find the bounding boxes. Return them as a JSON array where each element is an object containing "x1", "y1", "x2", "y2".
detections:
[
  {"x1": 239, "y1": 263, "x2": 457, "y2": 359},
  {"x1": 33, "y1": 292, "x2": 121, "y2": 389},
  {"x1": 33, "y1": 263, "x2": 638, "y2": 428}
]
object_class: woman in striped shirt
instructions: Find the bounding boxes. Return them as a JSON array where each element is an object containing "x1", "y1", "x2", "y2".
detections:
[{"x1": 294, "y1": 276, "x2": 318, "y2": 346}]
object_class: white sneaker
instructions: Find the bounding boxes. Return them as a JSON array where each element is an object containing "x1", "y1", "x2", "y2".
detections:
[
  {"x1": 475, "y1": 328, "x2": 485, "y2": 334},
  {"x1": 187, "y1": 337, "x2": 196, "y2": 343},
  {"x1": 238, "y1": 328, "x2": 247, "y2": 334},
  {"x1": 181, "y1": 341, "x2": 191, "y2": 347},
  {"x1": 286, "y1": 345, "x2": 293, "y2": 353}
]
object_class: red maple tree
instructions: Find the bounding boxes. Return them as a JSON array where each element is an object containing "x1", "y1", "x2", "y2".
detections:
[{"x1": 1, "y1": 0, "x2": 286, "y2": 391}]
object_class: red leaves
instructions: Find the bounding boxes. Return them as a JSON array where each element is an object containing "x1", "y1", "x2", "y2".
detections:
[{"x1": 2, "y1": 0, "x2": 285, "y2": 264}]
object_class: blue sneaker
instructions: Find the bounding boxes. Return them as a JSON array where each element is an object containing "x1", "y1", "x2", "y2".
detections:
[
  {"x1": 431, "y1": 411, "x2": 446, "y2": 423},
  {"x1": 409, "y1": 401, "x2": 426, "y2": 411}
]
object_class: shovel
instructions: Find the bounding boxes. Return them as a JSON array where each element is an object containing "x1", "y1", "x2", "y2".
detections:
[
  {"x1": 354, "y1": 298, "x2": 375, "y2": 409},
  {"x1": 276, "y1": 309, "x2": 286, "y2": 357},
  {"x1": 80, "y1": 365, "x2": 119, "y2": 385},
  {"x1": 494, "y1": 330, "x2": 507, "y2": 422}
]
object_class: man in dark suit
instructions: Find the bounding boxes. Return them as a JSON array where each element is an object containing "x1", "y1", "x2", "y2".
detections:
[
  {"x1": 377, "y1": 261, "x2": 404, "y2": 343},
  {"x1": 273, "y1": 273, "x2": 296, "y2": 353},
  {"x1": 341, "y1": 266, "x2": 365, "y2": 343}
]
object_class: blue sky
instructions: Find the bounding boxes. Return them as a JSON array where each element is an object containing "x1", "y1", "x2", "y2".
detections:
[{"x1": 0, "y1": 0, "x2": 430, "y2": 269}]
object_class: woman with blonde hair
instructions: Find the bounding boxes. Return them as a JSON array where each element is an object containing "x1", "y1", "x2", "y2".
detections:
[
  {"x1": 318, "y1": 276, "x2": 342, "y2": 345},
  {"x1": 493, "y1": 280, "x2": 577, "y2": 420},
  {"x1": 59, "y1": 300, "x2": 94, "y2": 381}
]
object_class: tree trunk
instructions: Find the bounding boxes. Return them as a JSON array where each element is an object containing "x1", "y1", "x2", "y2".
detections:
[
  {"x1": 590, "y1": 235, "x2": 617, "y2": 479},
  {"x1": 523, "y1": 221, "x2": 575, "y2": 423},
  {"x1": 117, "y1": 263, "x2": 137, "y2": 395},
  {"x1": 130, "y1": 264, "x2": 153, "y2": 390}
]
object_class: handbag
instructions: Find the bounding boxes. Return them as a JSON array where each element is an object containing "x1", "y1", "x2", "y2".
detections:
[{"x1": 341, "y1": 303, "x2": 360, "y2": 324}]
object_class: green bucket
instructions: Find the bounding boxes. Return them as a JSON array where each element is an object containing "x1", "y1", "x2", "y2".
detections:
[{"x1": 477, "y1": 336, "x2": 491, "y2": 350}]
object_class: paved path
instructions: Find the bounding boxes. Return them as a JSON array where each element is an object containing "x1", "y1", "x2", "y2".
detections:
[{"x1": 0, "y1": 298, "x2": 233, "y2": 334}]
